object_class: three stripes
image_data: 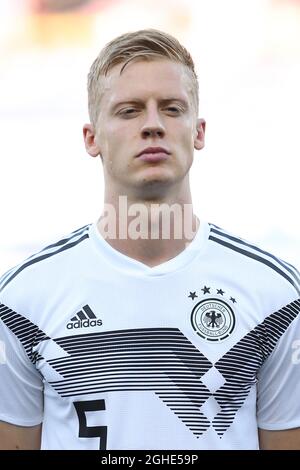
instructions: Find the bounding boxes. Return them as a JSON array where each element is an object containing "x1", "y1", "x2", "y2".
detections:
[
  {"x1": 208, "y1": 224, "x2": 300, "y2": 295},
  {"x1": 70, "y1": 305, "x2": 97, "y2": 322},
  {"x1": 0, "y1": 224, "x2": 90, "y2": 293}
]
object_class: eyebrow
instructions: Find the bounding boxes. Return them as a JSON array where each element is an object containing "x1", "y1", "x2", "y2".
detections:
[
  {"x1": 161, "y1": 98, "x2": 189, "y2": 108},
  {"x1": 110, "y1": 98, "x2": 189, "y2": 113}
]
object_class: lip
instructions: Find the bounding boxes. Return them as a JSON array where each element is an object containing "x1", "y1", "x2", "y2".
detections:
[{"x1": 136, "y1": 147, "x2": 170, "y2": 163}]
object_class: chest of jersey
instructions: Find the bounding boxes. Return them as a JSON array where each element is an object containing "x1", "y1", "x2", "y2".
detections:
[{"x1": 32, "y1": 270, "x2": 265, "y2": 447}]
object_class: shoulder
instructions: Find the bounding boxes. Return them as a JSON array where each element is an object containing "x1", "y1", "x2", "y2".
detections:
[
  {"x1": 0, "y1": 223, "x2": 91, "y2": 297},
  {"x1": 207, "y1": 222, "x2": 300, "y2": 298}
]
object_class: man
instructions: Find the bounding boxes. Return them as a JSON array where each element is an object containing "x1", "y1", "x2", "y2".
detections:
[{"x1": 0, "y1": 29, "x2": 299, "y2": 450}]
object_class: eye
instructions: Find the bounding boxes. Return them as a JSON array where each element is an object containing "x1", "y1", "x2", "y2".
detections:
[
  {"x1": 118, "y1": 108, "x2": 139, "y2": 117},
  {"x1": 164, "y1": 106, "x2": 181, "y2": 115}
]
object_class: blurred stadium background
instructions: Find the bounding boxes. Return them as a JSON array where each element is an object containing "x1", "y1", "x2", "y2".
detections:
[{"x1": 0, "y1": 0, "x2": 299, "y2": 273}]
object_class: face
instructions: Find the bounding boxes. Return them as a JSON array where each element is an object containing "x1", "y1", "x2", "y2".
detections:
[{"x1": 84, "y1": 59, "x2": 205, "y2": 199}]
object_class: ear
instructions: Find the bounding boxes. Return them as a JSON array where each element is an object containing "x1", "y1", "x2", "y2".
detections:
[
  {"x1": 83, "y1": 123, "x2": 101, "y2": 158},
  {"x1": 194, "y1": 118, "x2": 206, "y2": 151}
]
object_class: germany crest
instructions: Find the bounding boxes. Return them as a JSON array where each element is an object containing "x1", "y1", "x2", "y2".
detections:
[{"x1": 191, "y1": 298, "x2": 235, "y2": 341}]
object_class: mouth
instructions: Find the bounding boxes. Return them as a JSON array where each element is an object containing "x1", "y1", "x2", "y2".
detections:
[{"x1": 136, "y1": 147, "x2": 171, "y2": 163}]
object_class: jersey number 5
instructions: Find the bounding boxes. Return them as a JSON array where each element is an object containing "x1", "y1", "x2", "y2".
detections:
[{"x1": 73, "y1": 399, "x2": 107, "y2": 449}]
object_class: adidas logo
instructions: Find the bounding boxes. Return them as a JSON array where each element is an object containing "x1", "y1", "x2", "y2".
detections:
[{"x1": 66, "y1": 305, "x2": 102, "y2": 330}]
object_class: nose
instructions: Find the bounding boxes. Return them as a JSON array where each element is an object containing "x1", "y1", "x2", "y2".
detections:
[{"x1": 141, "y1": 108, "x2": 165, "y2": 139}]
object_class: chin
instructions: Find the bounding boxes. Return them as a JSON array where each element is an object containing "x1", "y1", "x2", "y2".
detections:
[
  {"x1": 132, "y1": 176, "x2": 177, "y2": 200},
  {"x1": 139, "y1": 167, "x2": 176, "y2": 183},
  {"x1": 140, "y1": 173, "x2": 175, "y2": 186}
]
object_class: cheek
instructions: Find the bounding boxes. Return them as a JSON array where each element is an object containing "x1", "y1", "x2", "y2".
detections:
[
  {"x1": 177, "y1": 126, "x2": 195, "y2": 151},
  {"x1": 102, "y1": 122, "x2": 134, "y2": 148},
  {"x1": 97, "y1": 125, "x2": 117, "y2": 155},
  {"x1": 98, "y1": 125, "x2": 131, "y2": 172},
  {"x1": 173, "y1": 125, "x2": 195, "y2": 167}
]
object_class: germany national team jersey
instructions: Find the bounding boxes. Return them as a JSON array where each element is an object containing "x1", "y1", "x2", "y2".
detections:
[{"x1": 0, "y1": 221, "x2": 299, "y2": 449}]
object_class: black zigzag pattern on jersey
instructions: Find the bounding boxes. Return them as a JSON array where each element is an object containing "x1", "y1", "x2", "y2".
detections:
[
  {"x1": 213, "y1": 298, "x2": 300, "y2": 435},
  {"x1": 0, "y1": 225, "x2": 90, "y2": 292},
  {"x1": 0, "y1": 303, "x2": 49, "y2": 363},
  {"x1": 49, "y1": 328, "x2": 213, "y2": 437},
  {"x1": 48, "y1": 300, "x2": 300, "y2": 438},
  {"x1": 1, "y1": 300, "x2": 299, "y2": 438},
  {"x1": 208, "y1": 224, "x2": 300, "y2": 295}
]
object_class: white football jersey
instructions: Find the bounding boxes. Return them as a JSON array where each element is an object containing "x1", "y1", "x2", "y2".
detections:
[{"x1": 0, "y1": 221, "x2": 299, "y2": 450}]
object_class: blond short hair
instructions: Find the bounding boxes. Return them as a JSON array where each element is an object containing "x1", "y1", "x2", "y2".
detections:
[{"x1": 87, "y1": 29, "x2": 199, "y2": 126}]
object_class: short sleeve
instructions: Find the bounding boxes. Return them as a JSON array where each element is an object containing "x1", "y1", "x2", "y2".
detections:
[
  {"x1": 0, "y1": 303, "x2": 44, "y2": 426},
  {"x1": 257, "y1": 297, "x2": 300, "y2": 430}
]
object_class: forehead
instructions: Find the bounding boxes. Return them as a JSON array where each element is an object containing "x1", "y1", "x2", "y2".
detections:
[{"x1": 101, "y1": 59, "x2": 193, "y2": 105}]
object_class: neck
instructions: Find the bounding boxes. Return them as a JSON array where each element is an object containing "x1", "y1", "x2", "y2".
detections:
[{"x1": 97, "y1": 185, "x2": 199, "y2": 267}]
